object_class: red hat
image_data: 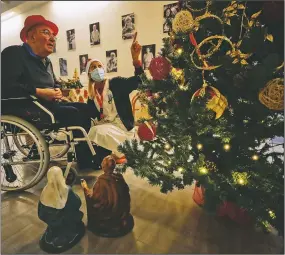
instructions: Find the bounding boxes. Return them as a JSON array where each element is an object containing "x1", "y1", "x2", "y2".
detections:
[{"x1": 20, "y1": 15, "x2": 59, "y2": 42}]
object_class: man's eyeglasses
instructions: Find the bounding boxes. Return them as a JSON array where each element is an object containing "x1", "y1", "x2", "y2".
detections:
[{"x1": 40, "y1": 29, "x2": 57, "y2": 40}]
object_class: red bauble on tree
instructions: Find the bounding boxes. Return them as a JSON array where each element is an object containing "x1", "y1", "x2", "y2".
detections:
[
  {"x1": 149, "y1": 56, "x2": 172, "y2": 80},
  {"x1": 138, "y1": 121, "x2": 156, "y2": 141}
]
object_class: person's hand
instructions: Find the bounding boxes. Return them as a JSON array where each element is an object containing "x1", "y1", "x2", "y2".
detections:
[
  {"x1": 81, "y1": 179, "x2": 88, "y2": 189},
  {"x1": 36, "y1": 88, "x2": 63, "y2": 101},
  {"x1": 131, "y1": 32, "x2": 141, "y2": 62}
]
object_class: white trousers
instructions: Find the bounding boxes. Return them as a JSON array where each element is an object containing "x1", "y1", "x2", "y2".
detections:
[{"x1": 88, "y1": 119, "x2": 136, "y2": 157}]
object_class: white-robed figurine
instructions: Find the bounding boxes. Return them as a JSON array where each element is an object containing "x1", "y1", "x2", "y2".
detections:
[
  {"x1": 38, "y1": 166, "x2": 85, "y2": 253},
  {"x1": 86, "y1": 32, "x2": 144, "y2": 164}
]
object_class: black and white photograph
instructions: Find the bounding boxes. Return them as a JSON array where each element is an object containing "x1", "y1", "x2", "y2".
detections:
[
  {"x1": 66, "y1": 29, "x2": 76, "y2": 50},
  {"x1": 142, "y1": 44, "x2": 155, "y2": 70},
  {"x1": 163, "y1": 2, "x2": 180, "y2": 33},
  {"x1": 106, "y1": 50, "x2": 117, "y2": 73},
  {"x1": 89, "y1": 22, "x2": 100, "y2": 45},
  {"x1": 79, "y1": 54, "x2": 88, "y2": 74},
  {"x1": 59, "y1": 58, "x2": 68, "y2": 76},
  {"x1": 122, "y1": 13, "x2": 135, "y2": 40}
]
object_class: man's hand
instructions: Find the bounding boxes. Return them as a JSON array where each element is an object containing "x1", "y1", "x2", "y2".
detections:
[
  {"x1": 36, "y1": 88, "x2": 63, "y2": 101},
  {"x1": 131, "y1": 32, "x2": 141, "y2": 62}
]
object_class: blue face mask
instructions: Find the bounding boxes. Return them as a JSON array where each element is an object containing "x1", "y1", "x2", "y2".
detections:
[{"x1": 90, "y1": 67, "x2": 105, "y2": 82}]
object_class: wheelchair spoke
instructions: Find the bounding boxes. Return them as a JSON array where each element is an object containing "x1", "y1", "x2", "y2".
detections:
[{"x1": 1, "y1": 116, "x2": 50, "y2": 191}]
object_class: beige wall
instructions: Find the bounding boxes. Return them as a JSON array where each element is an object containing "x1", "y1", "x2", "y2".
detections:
[{"x1": 1, "y1": 1, "x2": 176, "y2": 83}]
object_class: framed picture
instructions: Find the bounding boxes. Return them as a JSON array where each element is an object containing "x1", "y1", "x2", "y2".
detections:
[
  {"x1": 106, "y1": 50, "x2": 117, "y2": 73},
  {"x1": 66, "y1": 29, "x2": 76, "y2": 50},
  {"x1": 59, "y1": 58, "x2": 68, "y2": 76},
  {"x1": 79, "y1": 54, "x2": 88, "y2": 74},
  {"x1": 122, "y1": 13, "x2": 135, "y2": 40},
  {"x1": 89, "y1": 22, "x2": 100, "y2": 45},
  {"x1": 163, "y1": 2, "x2": 180, "y2": 33},
  {"x1": 142, "y1": 44, "x2": 155, "y2": 70}
]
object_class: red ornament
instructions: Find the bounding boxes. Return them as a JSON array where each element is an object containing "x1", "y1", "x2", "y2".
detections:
[
  {"x1": 149, "y1": 56, "x2": 171, "y2": 81},
  {"x1": 84, "y1": 89, "x2": 88, "y2": 99},
  {"x1": 79, "y1": 96, "x2": 84, "y2": 103},
  {"x1": 138, "y1": 121, "x2": 156, "y2": 141}
]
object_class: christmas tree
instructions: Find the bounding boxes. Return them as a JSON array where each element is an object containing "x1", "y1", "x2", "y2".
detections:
[{"x1": 119, "y1": 1, "x2": 284, "y2": 235}]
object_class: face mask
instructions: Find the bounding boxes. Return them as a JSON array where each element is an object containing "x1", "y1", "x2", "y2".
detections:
[{"x1": 90, "y1": 67, "x2": 105, "y2": 82}]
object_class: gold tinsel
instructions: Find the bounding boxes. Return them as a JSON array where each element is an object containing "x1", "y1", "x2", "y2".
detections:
[
  {"x1": 258, "y1": 78, "x2": 284, "y2": 111},
  {"x1": 172, "y1": 10, "x2": 195, "y2": 33}
]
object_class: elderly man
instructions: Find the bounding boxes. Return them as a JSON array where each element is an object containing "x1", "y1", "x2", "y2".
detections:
[
  {"x1": 1, "y1": 15, "x2": 92, "y2": 169},
  {"x1": 90, "y1": 24, "x2": 100, "y2": 45}
]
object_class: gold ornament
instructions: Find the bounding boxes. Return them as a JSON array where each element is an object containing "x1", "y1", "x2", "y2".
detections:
[
  {"x1": 192, "y1": 85, "x2": 228, "y2": 119},
  {"x1": 232, "y1": 172, "x2": 249, "y2": 186},
  {"x1": 190, "y1": 35, "x2": 235, "y2": 70},
  {"x1": 184, "y1": 0, "x2": 211, "y2": 13},
  {"x1": 259, "y1": 78, "x2": 284, "y2": 111},
  {"x1": 171, "y1": 68, "x2": 185, "y2": 85},
  {"x1": 172, "y1": 10, "x2": 195, "y2": 34}
]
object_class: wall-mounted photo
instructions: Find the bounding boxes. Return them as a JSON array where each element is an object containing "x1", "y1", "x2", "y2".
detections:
[
  {"x1": 66, "y1": 29, "x2": 76, "y2": 50},
  {"x1": 142, "y1": 44, "x2": 155, "y2": 70},
  {"x1": 122, "y1": 13, "x2": 135, "y2": 40},
  {"x1": 79, "y1": 54, "x2": 88, "y2": 74},
  {"x1": 106, "y1": 50, "x2": 117, "y2": 73},
  {"x1": 163, "y1": 2, "x2": 180, "y2": 33},
  {"x1": 59, "y1": 58, "x2": 68, "y2": 76},
  {"x1": 89, "y1": 22, "x2": 100, "y2": 46}
]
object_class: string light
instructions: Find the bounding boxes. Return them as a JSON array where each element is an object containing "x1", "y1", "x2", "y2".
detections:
[
  {"x1": 197, "y1": 143, "x2": 203, "y2": 150},
  {"x1": 232, "y1": 172, "x2": 248, "y2": 185},
  {"x1": 223, "y1": 144, "x2": 231, "y2": 151},
  {"x1": 177, "y1": 167, "x2": 184, "y2": 172},
  {"x1": 268, "y1": 210, "x2": 276, "y2": 219},
  {"x1": 199, "y1": 167, "x2": 208, "y2": 174},
  {"x1": 238, "y1": 178, "x2": 245, "y2": 185},
  {"x1": 168, "y1": 160, "x2": 171, "y2": 165},
  {"x1": 176, "y1": 48, "x2": 183, "y2": 54},
  {"x1": 154, "y1": 93, "x2": 160, "y2": 99},
  {"x1": 164, "y1": 143, "x2": 171, "y2": 150},
  {"x1": 252, "y1": 154, "x2": 259, "y2": 161}
]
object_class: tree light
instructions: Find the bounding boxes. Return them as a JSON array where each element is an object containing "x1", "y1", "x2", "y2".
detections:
[
  {"x1": 252, "y1": 154, "x2": 259, "y2": 161},
  {"x1": 238, "y1": 178, "x2": 245, "y2": 185},
  {"x1": 177, "y1": 167, "x2": 184, "y2": 172},
  {"x1": 197, "y1": 143, "x2": 203, "y2": 150},
  {"x1": 176, "y1": 48, "x2": 183, "y2": 54},
  {"x1": 199, "y1": 167, "x2": 208, "y2": 174},
  {"x1": 164, "y1": 143, "x2": 171, "y2": 150},
  {"x1": 223, "y1": 144, "x2": 231, "y2": 151},
  {"x1": 268, "y1": 210, "x2": 276, "y2": 219}
]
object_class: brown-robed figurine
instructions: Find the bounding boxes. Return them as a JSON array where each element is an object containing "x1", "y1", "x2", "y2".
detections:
[{"x1": 81, "y1": 155, "x2": 134, "y2": 237}]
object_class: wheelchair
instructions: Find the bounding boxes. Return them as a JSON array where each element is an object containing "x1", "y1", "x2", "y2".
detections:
[{"x1": 1, "y1": 96, "x2": 97, "y2": 192}]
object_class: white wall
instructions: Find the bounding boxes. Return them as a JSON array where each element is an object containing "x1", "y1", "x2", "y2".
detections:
[{"x1": 1, "y1": 1, "x2": 176, "y2": 83}]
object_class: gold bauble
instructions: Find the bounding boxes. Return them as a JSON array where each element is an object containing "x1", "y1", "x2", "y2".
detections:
[
  {"x1": 172, "y1": 10, "x2": 195, "y2": 33},
  {"x1": 192, "y1": 86, "x2": 228, "y2": 119},
  {"x1": 259, "y1": 78, "x2": 284, "y2": 110}
]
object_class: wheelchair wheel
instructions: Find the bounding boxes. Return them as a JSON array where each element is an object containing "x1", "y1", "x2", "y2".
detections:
[
  {"x1": 1, "y1": 115, "x2": 50, "y2": 191},
  {"x1": 13, "y1": 130, "x2": 70, "y2": 160}
]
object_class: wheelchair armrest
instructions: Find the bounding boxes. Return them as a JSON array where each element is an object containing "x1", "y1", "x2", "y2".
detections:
[{"x1": 29, "y1": 95, "x2": 56, "y2": 124}]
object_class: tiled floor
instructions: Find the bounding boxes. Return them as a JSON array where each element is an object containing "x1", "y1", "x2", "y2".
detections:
[{"x1": 1, "y1": 167, "x2": 284, "y2": 254}]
